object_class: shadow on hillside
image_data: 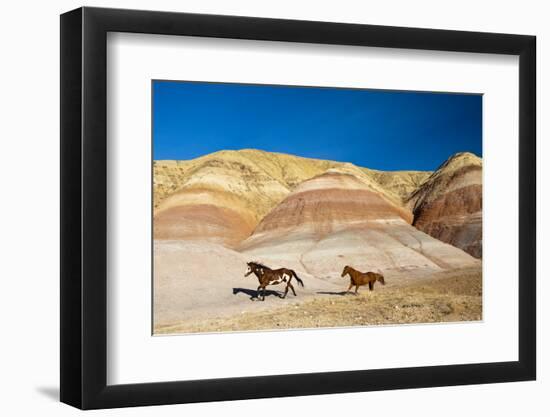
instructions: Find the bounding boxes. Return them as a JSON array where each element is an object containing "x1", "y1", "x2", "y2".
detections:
[{"x1": 232, "y1": 287, "x2": 283, "y2": 299}]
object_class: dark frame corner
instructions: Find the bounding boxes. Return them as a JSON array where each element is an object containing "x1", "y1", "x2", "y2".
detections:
[{"x1": 60, "y1": 6, "x2": 536, "y2": 410}]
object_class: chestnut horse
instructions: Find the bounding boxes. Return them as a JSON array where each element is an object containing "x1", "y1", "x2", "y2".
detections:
[
  {"x1": 244, "y1": 261, "x2": 304, "y2": 301},
  {"x1": 341, "y1": 265, "x2": 385, "y2": 294}
]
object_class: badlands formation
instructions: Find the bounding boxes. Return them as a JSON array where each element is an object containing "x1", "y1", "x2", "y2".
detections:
[
  {"x1": 153, "y1": 149, "x2": 482, "y2": 330},
  {"x1": 407, "y1": 152, "x2": 482, "y2": 258},
  {"x1": 154, "y1": 150, "x2": 333, "y2": 246},
  {"x1": 153, "y1": 150, "x2": 437, "y2": 245},
  {"x1": 239, "y1": 170, "x2": 479, "y2": 278}
]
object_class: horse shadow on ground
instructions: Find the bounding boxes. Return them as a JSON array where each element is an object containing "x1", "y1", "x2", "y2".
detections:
[
  {"x1": 316, "y1": 290, "x2": 352, "y2": 296},
  {"x1": 232, "y1": 287, "x2": 283, "y2": 300}
]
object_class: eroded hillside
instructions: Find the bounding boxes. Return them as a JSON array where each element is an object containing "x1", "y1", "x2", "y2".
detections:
[
  {"x1": 154, "y1": 149, "x2": 433, "y2": 245},
  {"x1": 153, "y1": 149, "x2": 481, "y2": 257},
  {"x1": 407, "y1": 152, "x2": 482, "y2": 257}
]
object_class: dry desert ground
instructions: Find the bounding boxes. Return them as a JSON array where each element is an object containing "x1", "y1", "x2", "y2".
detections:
[{"x1": 154, "y1": 262, "x2": 481, "y2": 335}]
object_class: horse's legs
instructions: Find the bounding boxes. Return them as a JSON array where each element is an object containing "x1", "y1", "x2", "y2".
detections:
[
  {"x1": 346, "y1": 282, "x2": 354, "y2": 294},
  {"x1": 368, "y1": 281, "x2": 373, "y2": 291},
  {"x1": 288, "y1": 282, "x2": 297, "y2": 296},
  {"x1": 355, "y1": 285, "x2": 359, "y2": 295},
  {"x1": 256, "y1": 285, "x2": 262, "y2": 299},
  {"x1": 261, "y1": 285, "x2": 267, "y2": 301},
  {"x1": 282, "y1": 284, "x2": 289, "y2": 299}
]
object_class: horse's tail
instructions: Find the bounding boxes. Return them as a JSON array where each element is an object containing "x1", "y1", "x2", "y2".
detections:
[{"x1": 291, "y1": 270, "x2": 304, "y2": 287}]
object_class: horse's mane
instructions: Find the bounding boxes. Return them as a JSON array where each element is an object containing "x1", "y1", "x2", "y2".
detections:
[{"x1": 249, "y1": 261, "x2": 272, "y2": 271}]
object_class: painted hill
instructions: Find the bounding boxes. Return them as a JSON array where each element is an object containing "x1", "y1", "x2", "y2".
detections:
[
  {"x1": 154, "y1": 149, "x2": 332, "y2": 216},
  {"x1": 407, "y1": 152, "x2": 482, "y2": 258},
  {"x1": 238, "y1": 171, "x2": 480, "y2": 279},
  {"x1": 153, "y1": 149, "x2": 432, "y2": 246},
  {"x1": 154, "y1": 149, "x2": 481, "y2": 257},
  {"x1": 154, "y1": 150, "x2": 333, "y2": 246}
]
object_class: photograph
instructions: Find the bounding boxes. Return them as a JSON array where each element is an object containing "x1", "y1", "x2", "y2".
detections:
[{"x1": 152, "y1": 81, "x2": 483, "y2": 335}]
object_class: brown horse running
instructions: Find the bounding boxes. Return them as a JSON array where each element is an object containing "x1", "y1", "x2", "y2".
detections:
[
  {"x1": 245, "y1": 261, "x2": 304, "y2": 301},
  {"x1": 341, "y1": 265, "x2": 385, "y2": 295}
]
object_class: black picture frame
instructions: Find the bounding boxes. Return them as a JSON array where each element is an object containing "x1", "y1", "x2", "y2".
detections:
[{"x1": 60, "y1": 6, "x2": 536, "y2": 410}]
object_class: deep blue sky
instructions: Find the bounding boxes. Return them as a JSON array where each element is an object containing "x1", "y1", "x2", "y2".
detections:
[{"x1": 153, "y1": 81, "x2": 482, "y2": 171}]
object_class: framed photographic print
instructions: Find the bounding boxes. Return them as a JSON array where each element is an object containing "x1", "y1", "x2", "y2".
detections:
[{"x1": 60, "y1": 7, "x2": 536, "y2": 409}]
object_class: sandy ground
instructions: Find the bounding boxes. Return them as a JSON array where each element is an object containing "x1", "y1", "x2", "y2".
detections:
[
  {"x1": 153, "y1": 240, "x2": 346, "y2": 327},
  {"x1": 154, "y1": 240, "x2": 481, "y2": 334}
]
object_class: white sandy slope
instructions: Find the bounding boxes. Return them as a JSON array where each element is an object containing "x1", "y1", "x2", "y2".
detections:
[{"x1": 153, "y1": 240, "x2": 344, "y2": 329}]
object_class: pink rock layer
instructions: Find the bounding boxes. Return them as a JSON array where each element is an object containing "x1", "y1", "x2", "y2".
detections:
[
  {"x1": 413, "y1": 180, "x2": 482, "y2": 258},
  {"x1": 255, "y1": 186, "x2": 413, "y2": 235},
  {"x1": 154, "y1": 204, "x2": 255, "y2": 248}
]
